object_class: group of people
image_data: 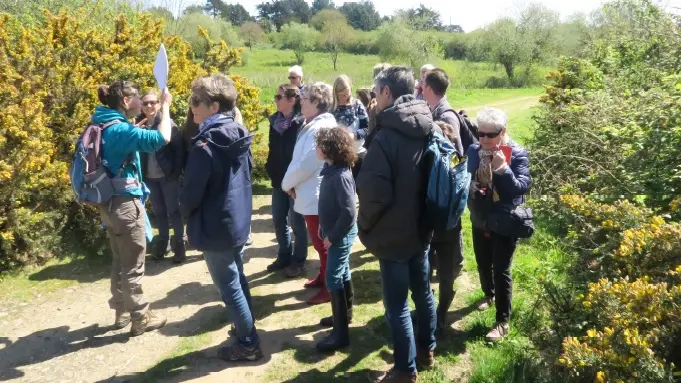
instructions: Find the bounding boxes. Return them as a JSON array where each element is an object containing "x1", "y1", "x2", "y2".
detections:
[{"x1": 91, "y1": 60, "x2": 530, "y2": 382}]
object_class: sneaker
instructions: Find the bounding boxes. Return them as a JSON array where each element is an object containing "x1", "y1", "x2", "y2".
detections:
[
  {"x1": 266, "y1": 259, "x2": 289, "y2": 272},
  {"x1": 416, "y1": 348, "x2": 435, "y2": 370},
  {"x1": 217, "y1": 342, "x2": 263, "y2": 362},
  {"x1": 114, "y1": 311, "x2": 131, "y2": 329},
  {"x1": 485, "y1": 322, "x2": 510, "y2": 342},
  {"x1": 130, "y1": 311, "x2": 167, "y2": 337},
  {"x1": 371, "y1": 369, "x2": 418, "y2": 383},
  {"x1": 477, "y1": 296, "x2": 494, "y2": 311},
  {"x1": 285, "y1": 264, "x2": 303, "y2": 278}
]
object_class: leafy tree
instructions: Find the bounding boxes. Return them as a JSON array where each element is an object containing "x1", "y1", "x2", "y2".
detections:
[
  {"x1": 376, "y1": 19, "x2": 442, "y2": 68},
  {"x1": 183, "y1": 4, "x2": 205, "y2": 15},
  {"x1": 339, "y1": 1, "x2": 381, "y2": 31},
  {"x1": 443, "y1": 24, "x2": 464, "y2": 33},
  {"x1": 312, "y1": 0, "x2": 335, "y2": 14},
  {"x1": 257, "y1": 0, "x2": 311, "y2": 31},
  {"x1": 320, "y1": 18, "x2": 353, "y2": 69},
  {"x1": 480, "y1": 2, "x2": 559, "y2": 83},
  {"x1": 146, "y1": 6, "x2": 174, "y2": 21},
  {"x1": 395, "y1": 4, "x2": 442, "y2": 31},
  {"x1": 223, "y1": 4, "x2": 254, "y2": 26},
  {"x1": 275, "y1": 22, "x2": 319, "y2": 64},
  {"x1": 203, "y1": 0, "x2": 225, "y2": 18},
  {"x1": 179, "y1": 12, "x2": 243, "y2": 57},
  {"x1": 309, "y1": 8, "x2": 346, "y2": 30},
  {"x1": 240, "y1": 21, "x2": 266, "y2": 50}
]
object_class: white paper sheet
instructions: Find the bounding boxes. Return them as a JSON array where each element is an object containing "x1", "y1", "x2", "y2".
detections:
[{"x1": 153, "y1": 44, "x2": 169, "y2": 89}]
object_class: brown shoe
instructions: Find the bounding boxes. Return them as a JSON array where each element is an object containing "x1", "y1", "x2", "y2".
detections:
[
  {"x1": 416, "y1": 348, "x2": 435, "y2": 370},
  {"x1": 114, "y1": 311, "x2": 131, "y2": 329},
  {"x1": 130, "y1": 311, "x2": 167, "y2": 337},
  {"x1": 370, "y1": 369, "x2": 417, "y2": 383},
  {"x1": 477, "y1": 296, "x2": 494, "y2": 311},
  {"x1": 485, "y1": 322, "x2": 509, "y2": 342},
  {"x1": 285, "y1": 264, "x2": 303, "y2": 278}
]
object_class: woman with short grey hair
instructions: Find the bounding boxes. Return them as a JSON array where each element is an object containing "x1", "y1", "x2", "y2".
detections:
[
  {"x1": 466, "y1": 107, "x2": 531, "y2": 342},
  {"x1": 282, "y1": 81, "x2": 337, "y2": 305},
  {"x1": 180, "y1": 73, "x2": 263, "y2": 362}
]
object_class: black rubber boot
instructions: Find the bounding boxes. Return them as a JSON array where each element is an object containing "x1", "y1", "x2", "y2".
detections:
[
  {"x1": 172, "y1": 239, "x2": 186, "y2": 264},
  {"x1": 152, "y1": 238, "x2": 169, "y2": 260},
  {"x1": 316, "y1": 289, "x2": 350, "y2": 352},
  {"x1": 320, "y1": 280, "x2": 354, "y2": 327}
]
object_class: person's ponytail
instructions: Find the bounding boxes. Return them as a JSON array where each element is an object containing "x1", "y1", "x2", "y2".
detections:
[
  {"x1": 97, "y1": 81, "x2": 139, "y2": 110},
  {"x1": 97, "y1": 85, "x2": 110, "y2": 106}
]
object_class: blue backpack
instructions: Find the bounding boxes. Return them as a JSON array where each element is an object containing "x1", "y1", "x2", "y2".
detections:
[
  {"x1": 424, "y1": 131, "x2": 471, "y2": 230},
  {"x1": 70, "y1": 120, "x2": 122, "y2": 205}
]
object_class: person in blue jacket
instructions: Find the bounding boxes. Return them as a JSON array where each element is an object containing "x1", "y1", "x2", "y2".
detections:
[
  {"x1": 93, "y1": 80, "x2": 172, "y2": 336},
  {"x1": 179, "y1": 74, "x2": 262, "y2": 362},
  {"x1": 466, "y1": 107, "x2": 531, "y2": 342}
]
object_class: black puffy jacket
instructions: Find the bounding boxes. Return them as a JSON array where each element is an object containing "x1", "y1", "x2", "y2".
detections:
[{"x1": 356, "y1": 95, "x2": 437, "y2": 262}]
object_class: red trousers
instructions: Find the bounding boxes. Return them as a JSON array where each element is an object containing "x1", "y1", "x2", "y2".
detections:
[{"x1": 304, "y1": 215, "x2": 327, "y2": 283}]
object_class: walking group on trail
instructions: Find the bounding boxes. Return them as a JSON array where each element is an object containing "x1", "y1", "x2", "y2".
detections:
[{"x1": 71, "y1": 61, "x2": 532, "y2": 382}]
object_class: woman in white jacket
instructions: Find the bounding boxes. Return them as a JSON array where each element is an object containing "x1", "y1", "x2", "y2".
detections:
[{"x1": 282, "y1": 82, "x2": 337, "y2": 305}]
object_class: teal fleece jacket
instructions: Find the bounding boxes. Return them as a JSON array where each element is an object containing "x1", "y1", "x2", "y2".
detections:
[{"x1": 91, "y1": 106, "x2": 167, "y2": 196}]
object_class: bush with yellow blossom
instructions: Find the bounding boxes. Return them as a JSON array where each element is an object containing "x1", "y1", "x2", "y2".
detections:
[{"x1": 0, "y1": 5, "x2": 270, "y2": 270}]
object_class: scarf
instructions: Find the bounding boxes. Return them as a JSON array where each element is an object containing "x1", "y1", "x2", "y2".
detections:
[
  {"x1": 477, "y1": 148, "x2": 495, "y2": 188},
  {"x1": 273, "y1": 112, "x2": 293, "y2": 135}
]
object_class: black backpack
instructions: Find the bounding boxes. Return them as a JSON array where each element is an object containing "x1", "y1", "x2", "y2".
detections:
[{"x1": 444, "y1": 108, "x2": 479, "y2": 152}]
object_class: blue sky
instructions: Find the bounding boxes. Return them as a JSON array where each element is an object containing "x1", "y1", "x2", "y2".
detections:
[{"x1": 145, "y1": 0, "x2": 681, "y2": 32}]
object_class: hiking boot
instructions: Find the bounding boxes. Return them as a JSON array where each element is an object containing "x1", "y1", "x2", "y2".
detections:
[
  {"x1": 307, "y1": 288, "x2": 331, "y2": 305},
  {"x1": 303, "y1": 273, "x2": 323, "y2": 288},
  {"x1": 130, "y1": 311, "x2": 167, "y2": 337},
  {"x1": 152, "y1": 238, "x2": 169, "y2": 260},
  {"x1": 172, "y1": 240, "x2": 186, "y2": 264},
  {"x1": 285, "y1": 264, "x2": 303, "y2": 278},
  {"x1": 416, "y1": 348, "x2": 435, "y2": 370},
  {"x1": 316, "y1": 289, "x2": 350, "y2": 353},
  {"x1": 477, "y1": 296, "x2": 494, "y2": 311},
  {"x1": 217, "y1": 342, "x2": 263, "y2": 362},
  {"x1": 114, "y1": 310, "x2": 131, "y2": 329},
  {"x1": 371, "y1": 369, "x2": 417, "y2": 383},
  {"x1": 485, "y1": 322, "x2": 510, "y2": 342},
  {"x1": 266, "y1": 259, "x2": 289, "y2": 272},
  {"x1": 320, "y1": 280, "x2": 353, "y2": 327}
]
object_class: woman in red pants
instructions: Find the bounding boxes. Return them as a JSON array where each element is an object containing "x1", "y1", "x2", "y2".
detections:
[{"x1": 282, "y1": 82, "x2": 337, "y2": 304}]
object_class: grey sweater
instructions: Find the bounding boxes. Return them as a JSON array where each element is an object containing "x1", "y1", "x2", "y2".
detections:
[{"x1": 318, "y1": 163, "x2": 356, "y2": 244}]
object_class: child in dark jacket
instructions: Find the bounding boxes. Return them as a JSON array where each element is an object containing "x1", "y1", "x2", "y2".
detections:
[{"x1": 314, "y1": 126, "x2": 358, "y2": 353}]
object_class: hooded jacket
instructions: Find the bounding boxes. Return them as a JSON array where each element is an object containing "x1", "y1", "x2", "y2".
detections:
[
  {"x1": 92, "y1": 106, "x2": 166, "y2": 197},
  {"x1": 281, "y1": 113, "x2": 336, "y2": 215},
  {"x1": 179, "y1": 114, "x2": 254, "y2": 251},
  {"x1": 356, "y1": 95, "x2": 436, "y2": 262}
]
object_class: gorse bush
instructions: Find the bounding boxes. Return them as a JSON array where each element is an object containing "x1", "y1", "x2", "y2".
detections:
[
  {"x1": 0, "y1": 5, "x2": 269, "y2": 270},
  {"x1": 523, "y1": 1, "x2": 681, "y2": 381}
]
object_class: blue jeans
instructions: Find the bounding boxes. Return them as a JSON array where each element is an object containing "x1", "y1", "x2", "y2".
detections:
[
  {"x1": 203, "y1": 246, "x2": 259, "y2": 348},
  {"x1": 147, "y1": 178, "x2": 184, "y2": 243},
  {"x1": 272, "y1": 187, "x2": 308, "y2": 266},
  {"x1": 379, "y1": 249, "x2": 436, "y2": 373},
  {"x1": 324, "y1": 224, "x2": 357, "y2": 291}
]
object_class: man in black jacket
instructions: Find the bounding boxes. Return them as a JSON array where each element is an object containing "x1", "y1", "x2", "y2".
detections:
[{"x1": 357, "y1": 66, "x2": 437, "y2": 383}]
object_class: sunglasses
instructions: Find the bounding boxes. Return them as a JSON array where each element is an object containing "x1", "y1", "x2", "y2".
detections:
[
  {"x1": 288, "y1": 76, "x2": 299, "y2": 80},
  {"x1": 142, "y1": 100, "x2": 159, "y2": 107},
  {"x1": 274, "y1": 94, "x2": 284, "y2": 101},
  {"x1": 478, "y1": 130, "x2": 502, "y2": 139}
]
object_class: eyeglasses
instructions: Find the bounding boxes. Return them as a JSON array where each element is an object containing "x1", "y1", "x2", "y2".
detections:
[
  {"x1": 478, "y1": 130, "x2": 502, "y2": 139},
  {"x1": 274, "y1": 94, "x2": 283, "y2": 101},
  {"x1": 142, "y1": 100, "x2": 158, "y2": 107}
]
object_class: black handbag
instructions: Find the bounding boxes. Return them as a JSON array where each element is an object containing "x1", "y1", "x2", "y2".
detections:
[{"x1": 486, "y1": 205, "x2": 535, "y2": 239}]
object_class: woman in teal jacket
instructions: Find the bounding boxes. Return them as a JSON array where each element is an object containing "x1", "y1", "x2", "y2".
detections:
[{"x1": 92, "y1": 80, "x2": 172, "y2": 337}]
